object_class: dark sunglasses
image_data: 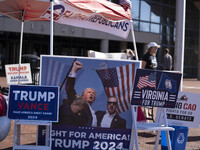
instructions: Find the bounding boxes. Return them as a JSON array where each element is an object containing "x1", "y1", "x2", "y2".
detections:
[{"x1": 107, "y1": 102, "x2": 118, "y2": 105}]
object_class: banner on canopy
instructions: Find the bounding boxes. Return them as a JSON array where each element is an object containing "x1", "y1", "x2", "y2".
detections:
[{"x1": 40, "y1": 1, "x2": 131, "y2": 38}]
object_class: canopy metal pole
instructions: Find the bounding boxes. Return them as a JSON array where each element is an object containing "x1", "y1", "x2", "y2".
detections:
[
  {"x1": 18, "y1": 10, "x2": 25, "y2": 84},
  {"x1": 19, "y1": 21, "x2": 24, "y2": 65},
  {"x1": 50, "y1": 0, "x2": 54, "y2": 55},
  {"x1": 130, "y1": 0, "x2": 138, "y2": 61},
  {"x1": 130, "y1": 20, "x2": 138, "y2": 60}
]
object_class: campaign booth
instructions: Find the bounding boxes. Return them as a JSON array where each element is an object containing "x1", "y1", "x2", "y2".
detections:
[{"x1": 1, "y1": 1, "x2": 196, "y2": 150}]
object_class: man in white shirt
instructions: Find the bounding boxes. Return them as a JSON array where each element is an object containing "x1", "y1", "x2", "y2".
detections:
[{"x1": 95, "y1": 96, "x2": 126, "y2": 129}]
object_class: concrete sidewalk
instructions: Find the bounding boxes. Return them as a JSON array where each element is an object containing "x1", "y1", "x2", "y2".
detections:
[{"x1": 1, "y1": 77, "x2": 200, "y2": 150}]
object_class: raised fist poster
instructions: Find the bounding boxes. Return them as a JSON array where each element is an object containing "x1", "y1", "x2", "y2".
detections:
[{"x1": 38, "y1": 55, "x2": 141, "y2": 150}]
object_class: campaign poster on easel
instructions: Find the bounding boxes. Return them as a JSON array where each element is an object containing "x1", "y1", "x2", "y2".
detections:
[
  {"x1": 8, "y1": 85, "x2": 59, "y2": 122},
  {"x1": 38, "y1": 55, "x2": 141, "y2": 150},
  {"x1": 166, "y1": 91, "x2": 200, "y2": 128},
  {"x1": 131, "y1": 69, "x2": 182, "y2": 108}
]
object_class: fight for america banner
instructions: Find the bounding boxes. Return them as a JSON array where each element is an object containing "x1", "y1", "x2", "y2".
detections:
[
  {"x1": 40, "y1": 1, "x2": 131, "y2": 38},
  {"x1": 38, "y1": 125, "x2": 131, "y2": 150},
  {"x1": 131, "y1": 69, "x2": 182, "y2": 108},
  {"x1": 39, "y1": 55, "x2": 141, "y2": 149}
]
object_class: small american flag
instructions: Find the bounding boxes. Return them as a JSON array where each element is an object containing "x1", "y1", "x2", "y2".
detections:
[
  {"x1": 120, "y1": 0, "x2": 131, "y2": 9},
  {"x1": 136, "y1": 72, "x2": 156, "y2": 89},
  {"x1": 42, "y1": 58, "x2": 66, "y2": 86},
  {"x1": 96, "y1": 63, "x2": 135, "y2": 113}
]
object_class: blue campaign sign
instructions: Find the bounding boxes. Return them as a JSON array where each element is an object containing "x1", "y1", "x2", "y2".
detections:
[
  {"x1": 131, "y1": 69, "x2": 182, "y2": 108},
  {"x1": 8, "y1": 85, "x2": 59, "y2": 122},
  {"x1": 38, "y1": 125, "x2": 131, "y2": 150}
]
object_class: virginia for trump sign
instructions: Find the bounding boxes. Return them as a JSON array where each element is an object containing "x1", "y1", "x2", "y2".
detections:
[{"x1": 131, "y1": 69, "x2": 182, "y2": 108}]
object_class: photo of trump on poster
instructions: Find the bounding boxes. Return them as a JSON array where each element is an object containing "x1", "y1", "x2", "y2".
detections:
[{"x1": 38, "y1": 55, "x2": 141, "y2": 150}]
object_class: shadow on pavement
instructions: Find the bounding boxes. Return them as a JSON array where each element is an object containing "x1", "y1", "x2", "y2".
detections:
[
  {"x1": 187, "y1": 136, "x2": 200, "y2": 142},
  {"x1": 138, "y1": 131, "x2": 156, "y2": 138}
]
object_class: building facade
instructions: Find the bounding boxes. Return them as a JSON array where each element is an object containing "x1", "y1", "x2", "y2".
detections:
[{"x1": 0, "y1": 0, "x2": 199, "y2": 78}]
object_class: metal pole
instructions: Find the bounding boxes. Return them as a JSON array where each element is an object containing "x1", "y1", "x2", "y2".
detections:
[
  {"x1": 174, "y1": 0, "x2": 186, "y2": 90},
  {"x1": 18, "y1": 10, "x2": 25, "y2": 84},
  {"x1": 50, "y1": 0, "x2": 54, "y2": 55},
  {"x1": 19, "y1": 21, "x2": 24, "y2": 65},
  {"x1": 130, "y1": 0, "x2": 138, "y2": 60},
  {"x1": 130, "y1": 21, "x2": 138, "y2": 60}
]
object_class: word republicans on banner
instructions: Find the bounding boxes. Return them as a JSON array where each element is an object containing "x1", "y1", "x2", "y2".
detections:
[
  {"x1": 8, "y1": 85, "x2": 59, "y2": 122},
  {"x1": 40, "y1": 1, "x2": 131, "y2": 38},
  {"x1": 131, "y1": 69, "x2": 182, "y2": 108}
]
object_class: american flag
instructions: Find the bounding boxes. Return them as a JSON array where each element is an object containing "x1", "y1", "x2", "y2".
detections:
[
  {"x1": 42, "y1": 58, "x2": 66, "y2": 87},
  {"x1": 120, "y1": 0, "x2": 131, "y2": 9},
  {"x1": 96, "y1": 63, "x2": 135, "y2": 113},
  {"x1": 136, "y1": 72, "x2": 156, "y2": 89}
]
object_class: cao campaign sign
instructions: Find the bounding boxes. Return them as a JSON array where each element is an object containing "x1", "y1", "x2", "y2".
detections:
[
  {"x1": 8, "y1": 85, "x2": 59, "y2": 122},
  {"x1": 166, "y1": 91, "x2": 200, "y2": 128},
  {"x1": 131, "y1": 69, "x2": 182, "y2": 108}
]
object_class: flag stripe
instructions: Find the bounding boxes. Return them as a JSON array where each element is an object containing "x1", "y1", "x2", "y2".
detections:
[
  {"x1": 44, "y1": 58, "x2": 49, "y2": 85},
  {"x1": 42, "y1": 58, "x2": 66, "y2": 87},
  {"x1": 126, "y1": 65, "x2": 130, "y2": 103},
  {"x1": 116, "y1": 67, "x2": 126, "y2": 112},
  {"x1": 120, "y1": 66, "x2": 129, "y2": 110},
  {"x1": 48, "y1": 60, "x2": 55, "y2": 85},
  {"x1": 117, "y1": 86, "x2": 125, "y2": 112},
  {"x1": 56, "y1": 64, "x2": 65, "y2": 86},
  {"x1": 112, "y1": 87, "x2": 121, "y2": 113}
]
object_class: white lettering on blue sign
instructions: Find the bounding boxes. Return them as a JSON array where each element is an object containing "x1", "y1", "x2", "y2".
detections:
[
  {"x1": 142, "y1": 90, "x2": 168, "y2": 101},
  {"x1": 13, "y1": 90, "x2": 55, "y2": 102}
]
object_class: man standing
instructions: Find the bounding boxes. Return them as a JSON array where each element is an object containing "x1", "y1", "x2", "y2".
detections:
[
  {"x1": 65, "y1": 61, "x2": 97, "y2": 127},
  {"x1": 95, "y1": 96, "x2": 126, "y2": 129},
  {"x1": 163, "y1": 48, "x2": 173, "y2": 70}
]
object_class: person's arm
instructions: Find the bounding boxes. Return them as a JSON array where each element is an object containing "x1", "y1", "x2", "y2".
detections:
[
  {"x1": 65, "y1": 61, "x2": 83, "y2": 104},
  {"x1": 141, "y1": 60, "x2": 146, "y2": 69}
]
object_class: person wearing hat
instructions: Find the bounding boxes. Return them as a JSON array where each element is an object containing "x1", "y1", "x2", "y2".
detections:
[
  {"x1": 141, "y1": 42, "x2": 160, "y2": 122},
  {"x1": 141, "y1": 42, "x2": 160, "y2": 70}
]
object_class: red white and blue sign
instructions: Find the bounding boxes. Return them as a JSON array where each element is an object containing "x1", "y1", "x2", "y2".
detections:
[
  {"x1": 38, "y1": 125, "x2": 131, "y2": 150},
  {"x1": 131, "y1": 69, "x2": 182, "y2": 108},
  {"x1": 8, "y1": 85, "x2": 59, "y2": 122}
]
